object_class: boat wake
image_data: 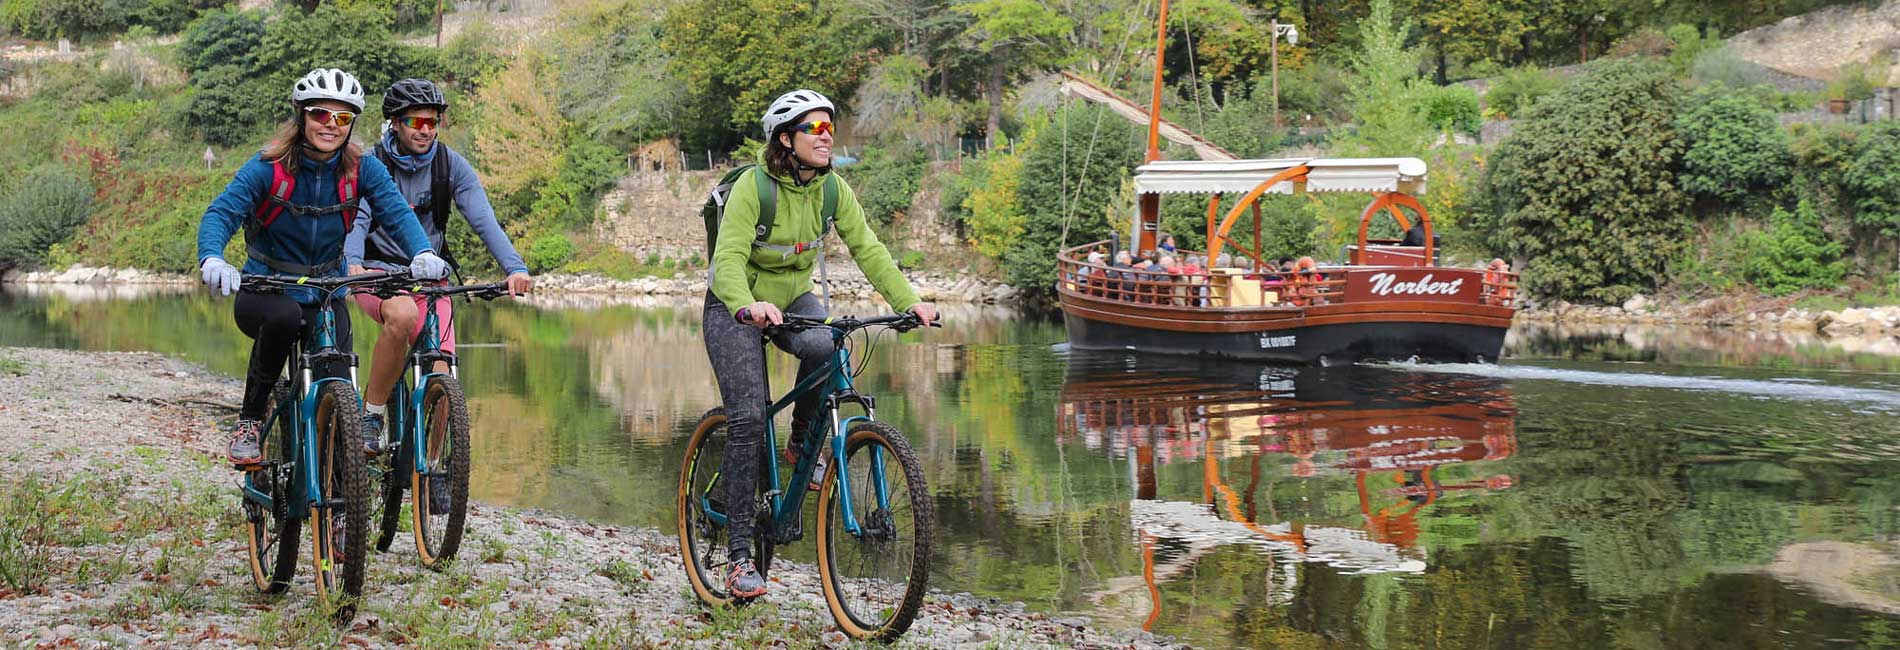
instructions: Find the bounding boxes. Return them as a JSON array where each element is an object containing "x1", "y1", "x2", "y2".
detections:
[{"x1": 1385, "y1": 361, "x2": 1900, "y2": 411}]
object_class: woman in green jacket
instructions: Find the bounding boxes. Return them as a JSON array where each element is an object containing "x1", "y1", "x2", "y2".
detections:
[{"x1": 704, "y1": 89, "x2": 937, "y2": 599}]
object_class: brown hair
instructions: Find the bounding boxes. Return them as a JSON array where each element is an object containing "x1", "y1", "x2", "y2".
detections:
[
  {"x1": 258, "y1": 112, "x2": 363, "y2": 175},
  {"x1": 764, "y1": 128, "x2": 800, "y2": 178}
]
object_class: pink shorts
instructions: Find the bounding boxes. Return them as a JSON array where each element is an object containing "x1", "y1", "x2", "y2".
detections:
[{"x1": 353, "y1": 290, "x2": 455, "y2": 353}]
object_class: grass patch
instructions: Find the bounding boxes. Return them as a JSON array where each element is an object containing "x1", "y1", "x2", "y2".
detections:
[
  {"x1": 1795, "y1": 294, "x2": 1851, "y2": 313},
  {"x1": 595, "y1": 557, "x2": 649, "y2": 591},
  {"x1": 562, "y1": 243, "x2": 686, "y2": 280},
  {"x1": 0, "y1": 356, "x2": 27, "y2": 376}
]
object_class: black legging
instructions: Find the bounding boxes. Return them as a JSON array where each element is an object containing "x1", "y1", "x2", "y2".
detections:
[
  {"x1": 702, "y1": 292, "x2": 831, "y2": 558},
  {"x1": 234, "y1": 292, "x2": 352, "y2": 421}
]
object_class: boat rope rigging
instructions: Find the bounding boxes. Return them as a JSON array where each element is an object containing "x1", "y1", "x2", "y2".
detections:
[{"x1": 1059, "y1": 0, "x2": 1156, "y2": 251}]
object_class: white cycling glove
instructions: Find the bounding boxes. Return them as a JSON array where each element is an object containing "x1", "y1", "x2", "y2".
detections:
[
  {"x1": 409, "y1": 251, "x2": 449, "y2": 280},
  {"x1": 200, "y1": 257, "x2": 240, "y2": 296}
]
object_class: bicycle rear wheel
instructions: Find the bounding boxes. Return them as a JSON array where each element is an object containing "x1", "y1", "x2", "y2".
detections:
[
  {"x1": 411, "y1": 376, "x2": 470, "y2": 567},
  {"x1": 310, "y1": 381, "x2": 369, "y2": 624},
  {"x1": 372, "y1": 383, "x2": 407, "y2": 554},
  {"x1": 241, "y1": 382, "x2": 300, "y2": 594},
  {"x1": 817, "y1": 421, "x2": 933, "y2": 641},
  {"x1": 677, "y1": 408, "x2": 774, "y2": 607}
]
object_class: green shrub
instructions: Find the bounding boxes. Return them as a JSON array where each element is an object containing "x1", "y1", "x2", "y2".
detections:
[
  {"x1": 1420, "y1": 84, "x2": 1481, "y2": 135},
  {"x1": 1670, "y1": 219, "x2": 1762, "y2": 296},
  {"x1": 0, "y1": 165, "x2": 93, "y2": 270},
  {"x1": 439, "y1": 20, "x2": 508, "y2": 88},
  {"x1": 1846, "y1": 122, "x2": 1900, "y2": 237},
  {"x1": 1002, "y1": 106, "x2": 1143, "y2": 293},
  {"x1": 1479, "y1": 58, "x2": 1688, "y2": 304},
  {"x1": 841, "y1": 146, "x2": 927, "y2": 226},
  {"x1": 1483, "y1": 65, "x2": 1558, "y2": 120},
  {"x1": 525, "y1": 233, "x2": 575, "y2": 272},
  {"x1": 1743, "y1": 200, "x2": 1846, "y2": 296},
  {"x1": 1675, "y1": 84, "x2": 1792, "y2": 205},
  {"x1": 1827, "y1": 57, "x2": 1884, "y2": 102}
]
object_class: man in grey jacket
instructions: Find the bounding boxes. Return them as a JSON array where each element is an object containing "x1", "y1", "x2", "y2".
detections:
[{"x1": 345, "y1": 77, "x2": 532, "y2": 458}]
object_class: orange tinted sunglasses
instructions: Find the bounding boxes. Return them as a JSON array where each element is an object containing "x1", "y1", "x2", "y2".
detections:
[
  {"x1": 395, "y1": 115, "x2": 439, "y2": 130},
  {"x1": 793, "y1": 120, "x2": 834, "y2": 136}
]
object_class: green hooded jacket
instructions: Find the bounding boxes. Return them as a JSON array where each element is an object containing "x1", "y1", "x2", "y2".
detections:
[{"x1": 709, "y1": 164, "x2": 920, "y2": 315}]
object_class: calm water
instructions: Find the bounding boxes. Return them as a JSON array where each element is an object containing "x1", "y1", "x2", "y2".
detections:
[{"x1": 7, "y1": 284, "x2": 1900, "y2": 649}]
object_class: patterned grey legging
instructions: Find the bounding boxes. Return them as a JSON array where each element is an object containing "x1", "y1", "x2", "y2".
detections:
[{"x1": 702, "y1": 292, "x2": 832, "y2": 558}]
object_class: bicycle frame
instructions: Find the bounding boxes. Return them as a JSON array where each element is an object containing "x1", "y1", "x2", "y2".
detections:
[
  {"x1": 701, "y1": 325, "x2": 891, "y2": 541},
  {"x1": 241, "y1": 285, "x2": 362, "y2": 523},
  {"x1": 391, "y1": 292, "x2": 459, "y2": 483}
]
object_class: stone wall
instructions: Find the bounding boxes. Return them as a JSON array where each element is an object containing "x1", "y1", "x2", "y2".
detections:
[
  {"x1": 1730, "y1": 0, "x2": 1900, "y2": 83},
  {"x1": 592, "y1": 169, "x2": 720, "y2": 263}
]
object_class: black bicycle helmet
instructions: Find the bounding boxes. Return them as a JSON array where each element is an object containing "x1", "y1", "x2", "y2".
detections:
[{"x1": 383, "y1": 78, "x2": 447, "y2": 117}]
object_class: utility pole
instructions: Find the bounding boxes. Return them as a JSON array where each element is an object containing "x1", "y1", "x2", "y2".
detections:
[{"x1": 1270, "y1": 21, "x2": 1299, "y2": 129}]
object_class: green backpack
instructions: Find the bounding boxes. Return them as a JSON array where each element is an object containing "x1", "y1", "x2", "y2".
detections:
[{"x1": 703, "y1": 164, "x2": 839, "y2": 262}]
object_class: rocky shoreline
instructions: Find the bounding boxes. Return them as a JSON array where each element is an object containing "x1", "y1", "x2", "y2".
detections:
[
  {"x1": 0, "y1": 347, "x2": 1179, "y2": 649},
  {"x1": 1521, "y1": 293, "x2": 1900, "y2": 337},
  {"x1": 1, "y1": 264, "x2": 1023, "y2": 305}
]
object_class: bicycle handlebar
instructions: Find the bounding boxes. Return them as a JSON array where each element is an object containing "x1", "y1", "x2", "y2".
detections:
[
  {"x1": 239, "y1": 270, "x2": 410, "y2": 294},
  {"x1": 736, "y1": 309, "x2": 942, "y2": 336},
  {"x1": 367, "y1": 281, "x2": 512, "y2": 301}
]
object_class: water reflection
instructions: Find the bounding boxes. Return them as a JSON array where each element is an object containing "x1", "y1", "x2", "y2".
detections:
[{"x1": 1058, "y1": 355, "x2": 1518, "y2": 628}]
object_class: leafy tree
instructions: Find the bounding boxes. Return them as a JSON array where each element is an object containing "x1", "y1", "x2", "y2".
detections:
[
  {"x1": 1408, "y1": 0, "x2": 1538, "y2": 78},
  {"x1": 958, "y1": 147, "x2": 1024, "y2": 258},
  {"x1": 1003, "y1": 106, "x2": 1142, "y2": 293},
  {"x1": 955, "y1": 0, "x2": 1072, "y2": 147},
  {"x1": 1331, "y1": 0, "x2": 1429, "y2": 157},
  {"x1": 843, "y1": 145, "x2": 929, "y2": 226},
  {"x1": 1481, "y1": 58, "x2": 1688, "y2": 303},
  {"x1": 658, "y1": 0, "x2": 886, "y2": 152},
  {"x1": 1743, "y1": 200, "x2": 1846, "y2": 296},
  {"x1": 1674, "y1": 84, "x2": 1791, "y2": 206}
]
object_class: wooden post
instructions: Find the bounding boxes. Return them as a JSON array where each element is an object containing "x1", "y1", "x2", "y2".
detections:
[
  {"x1": 435, "y1": 0, "x2": 444, "y2": 48},
  {"x1": 706, "y1": 150, "x2": 713, "y2": 169},
  {"x1": 1135, "y1": 0, "x2": 1171, "y2": 255},
  {"x1": 1251, "y1": 203, "x2": 1263, "y2": 270}
]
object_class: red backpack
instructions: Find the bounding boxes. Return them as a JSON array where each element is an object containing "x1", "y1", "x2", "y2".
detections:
[{"x1": 244, "y1": 159, "x2": 361, "y2": 275}]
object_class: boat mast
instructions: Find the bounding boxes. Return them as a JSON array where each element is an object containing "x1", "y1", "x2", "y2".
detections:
[{"x1": 1134, "y1": 0, "x2": 1170, "y2": 256}]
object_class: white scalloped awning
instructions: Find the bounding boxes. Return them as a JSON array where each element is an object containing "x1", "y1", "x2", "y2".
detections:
[{"x1": 1133, "y1": 157, "x2": 1428, "y2": 196}]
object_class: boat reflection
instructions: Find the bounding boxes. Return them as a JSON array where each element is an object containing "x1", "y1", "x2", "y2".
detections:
[{"x1": 1057, "y1": 353, "x2": 1517, "y2": 628}]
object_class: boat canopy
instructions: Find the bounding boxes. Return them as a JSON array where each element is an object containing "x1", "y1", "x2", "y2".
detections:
[{"x1": 1133, "y1": 158, "x2": 1428, "y2": 196}]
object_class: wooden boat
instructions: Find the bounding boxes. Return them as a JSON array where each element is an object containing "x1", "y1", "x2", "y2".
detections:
[{"x1": 1055, "y1": 2, "x2": 1518, "y2": 365}]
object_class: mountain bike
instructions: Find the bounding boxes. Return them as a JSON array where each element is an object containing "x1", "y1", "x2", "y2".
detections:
[
  {"x1": 363, "y1": 281, "x2": 509, "y2": 568},
  {"x1": 235, "y1": 272, "x2": 393, "y2": 623},
  {"x1": 677, "y1": 312, "x2": 937, "y2": 641}
]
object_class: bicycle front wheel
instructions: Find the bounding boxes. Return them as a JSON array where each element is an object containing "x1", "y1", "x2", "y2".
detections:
[
  {"x1": 240, "y1": 381, "x2": 299, "y2": 594},
  {"x1": 372, "y1": 384, "x2": 407, "y2": 554},
  {"x1": 310, "y1": 381, "x2": 369, "y2": 624},
  {"x1": 676, "y1": 408, "x2": 773, "y2": 607},
  {"x1": 411, "y1": 376, "x2": 471, "y2": 567},
  {"x1": 816, "y1": 421, "x2": 933, "y2": 641}
]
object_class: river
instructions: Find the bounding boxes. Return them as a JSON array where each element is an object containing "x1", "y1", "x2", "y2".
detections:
[{"x1": 5, "y1": 284, "x2": 1900, "y2": 648}]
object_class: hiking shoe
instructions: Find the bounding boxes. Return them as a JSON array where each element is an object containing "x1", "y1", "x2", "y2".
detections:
[
  {"x1": 726, "y1": 557, "x2": 767, "y2": 599},
  {"x1": 362, "y1": 412, "x2": 386, "y2": 456},
  {"x1": 228, "y1": 419, "x2": 263, "y2": 466},
  {"x1": 428, "y1": 472, "x2": 451, "y2": 515}
]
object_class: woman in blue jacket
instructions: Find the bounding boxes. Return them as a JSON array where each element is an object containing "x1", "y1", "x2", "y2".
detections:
[{"x1": 195, "y1": 68, "x2": 448, "y2": 466}]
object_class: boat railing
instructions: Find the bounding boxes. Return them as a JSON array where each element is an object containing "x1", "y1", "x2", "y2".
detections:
[{"x1": 1057, "y1": 241, "x2": 1518, "y2": 309}]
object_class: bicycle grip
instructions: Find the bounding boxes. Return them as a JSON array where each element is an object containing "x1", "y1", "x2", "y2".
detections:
[{"x1": 735, "y1": 307, "x2": 751, "y2": 324}]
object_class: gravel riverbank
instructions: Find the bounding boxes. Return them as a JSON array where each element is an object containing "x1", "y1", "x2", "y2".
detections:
[{"x1": 0, "y1": 347, "x2": 1180, "y2": 649}]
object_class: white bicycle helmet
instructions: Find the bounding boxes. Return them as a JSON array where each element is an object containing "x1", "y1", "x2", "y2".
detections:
[
  {"x1": 761, "y1": 89, "x2": 836, "y2": 137},
  {"x1": 291, "y1": 68, "x2": 366, "y2": 112}
]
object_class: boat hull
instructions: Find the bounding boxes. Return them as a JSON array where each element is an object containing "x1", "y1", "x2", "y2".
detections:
[{"x1": 1063, "y1": 310, "x2": 1508, "y2": 364}]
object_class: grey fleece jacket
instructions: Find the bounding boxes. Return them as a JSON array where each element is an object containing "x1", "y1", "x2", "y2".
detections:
[{"x1": 345, "y1": 132, "x2": 529, "y2": 274}]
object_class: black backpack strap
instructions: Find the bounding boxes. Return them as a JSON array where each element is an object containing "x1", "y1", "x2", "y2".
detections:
[{"x1": 430, "y1": 145, "x2": 460, "y2": 277}]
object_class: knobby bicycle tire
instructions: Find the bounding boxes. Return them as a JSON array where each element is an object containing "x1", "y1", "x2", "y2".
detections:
[
  {"x1": 677, "y1": 408, "x2": 774, "y2": 607},
  {"x1": 242, "y1": 382, "x2": 300, "y2": 594},
  {"x1": 816, "y1": 421, "x2": 933, "y2": 641},
  {"x1": 412, "y1": 376, "x2": 471, "y2": 567},
  {"x1": 373, "y1": 383, "x2": 408, "y2": 554},
  {"x1": 310, "y1": 381, "x2": 370, "y2": 624}
]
